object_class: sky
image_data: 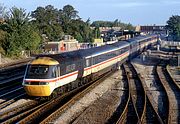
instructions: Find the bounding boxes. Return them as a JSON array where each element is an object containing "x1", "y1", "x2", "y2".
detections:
[{"x1": 1, "y1": 0, "x2": 180, "y2": 26}]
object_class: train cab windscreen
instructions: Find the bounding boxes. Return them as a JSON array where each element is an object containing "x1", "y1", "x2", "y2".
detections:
[{"x1": 26, "y1": 65, "x2": 49, "y2": 79}]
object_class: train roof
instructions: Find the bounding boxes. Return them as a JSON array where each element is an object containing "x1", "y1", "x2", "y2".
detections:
[
  {"x1": 110, "y1": 40, "x2": 129, "y2": 48},
  {"x1": 37, "y1": 50, "x2": 82, "y2": 64},
  {"x1": 83, "y1": 41, "x2": 129, "y2": 58},
  {"x1": 127, "y1": 35, "x2": 146, "y2": 43},
  {"x1": 37, "y1": 41, "x2": 129, "y2": 64},
  {"x1": 127, "y1": 34, "x2": 157, "y2": 43}
]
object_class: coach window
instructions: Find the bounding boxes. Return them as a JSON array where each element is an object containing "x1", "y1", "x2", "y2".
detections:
[
  {"x1": 52, "y1": 66, "x2": 59, "y2": 78},
  {"x1": 93, "y1": 57, "x2": 97, "y2": 64},
  {"x1": 98, "y1": 55, "x2": 102, "y2": 63},
  {"x1": 86, "y1": 59, "x2": 90, "y2": 67},
  {"x1": 52, "y1": 67, "x2": 56, "y2": 78},
  {"x1": 66, "y1": 64, "x2": 76, "y2": 72},
  {"x1": 55, "y1": 67, "x2": 59, "y2": 77},
  {"x1": 58, "y1": 66, "x2": 61, "y2": 76}
]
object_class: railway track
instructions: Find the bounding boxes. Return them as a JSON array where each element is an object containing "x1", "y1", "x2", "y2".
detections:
[
  {"x1": 0, "y1": 66, "x2": 25, "y2": 87},
  {"x1": 0, "y1": 84, "x2": 26, "y2": 107},
  {"x1": 156, "y1": 63, "x2": 180, "y2": 123},
  {"x1": 1, "y1": 57, "x2": 179, "y2": 123},
  {"x1": 0, "y1": 58, "x2": 31, "y2": 89},
  {"x1": 106, "y1": 65, "x2": 130, "y2": 123},
  {"x1": 116, "y1": 64, "x2": 137, "y2": 123},
  {"x1": 167, "y1": 65, "x2": 180, "y2": 89},
  {"x1": 0, "y1": 71, "x2": 113, "y2": 124},
  {"x1": 0, "y1": 94, "x2": 26, "y2": 109},
  {"x1": 0, "y1": 86, "x2": 24, "y2": 98},
  {"x1": 38, "y1": 71, "x2": 112, "y2": 124},
  {"x1": 135, "y1": 64, "x2": 164, "y2": 124},
  {"x1": 0, "y1": 60, "x2": 28, "y2": 108},
  {"x1": 117, "y1": 62, "x2": 164, "y2": 124},
  {"x1": 125, "y1": 62, "x2": 146, "y2": 123},
  {"x1": 0, "y1": 99, "x2": 40, "y2": 123},
  {"x1": 142, "y1": 65, "x2": 168, "y2": 123}
]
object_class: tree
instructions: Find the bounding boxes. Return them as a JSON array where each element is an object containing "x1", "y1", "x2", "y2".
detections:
[
  {"x1": 166, "y1": 15, "x2": 180, "y2": 41},
  {"x1": 0, "y1": 29, "x2": 7, "y2": 54},
  {"x1": 86, "y1": 18, "x2": 91, "y2": 25},
  {"x1": 60, "y1": 5, "x2": 80, "y2": 34},
  {"x1": 32, "y1": 5, "x2": 64, "y2": 40},
  {"x1": 7, "y1": 7, "x2": 30, "y2": 31},
  {"x1": 91, "y1": 20, "x2": 135, "y2": 31},
  {"x1": 62, "y1": 5, "x2": 79, "y2": 20},
  {"x1": 93, "y1": 27, "x2": 100, "y2": 39},
  {"x1": 113, "y1": 19, "x2": 119, "y2": 27},
  {"x1": 1, "y1": 7, "x2": 41, "y2": 56},
  {"x1": 32, "y1": 5, "x2": 94, "y2": 43},
  {"x1": 0, "y1": 3, "x2": 8, "y2": 19}
]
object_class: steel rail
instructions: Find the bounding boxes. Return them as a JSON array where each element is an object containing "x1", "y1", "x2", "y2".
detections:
[
  {"x1": 166, "y1": 65, "x2": 180, "y2": 90},
  {"x1": 39, "y1": 71, "x2": 113, "y2": 124},
  {"x1": 122, "y1": 63, "x2": 142, "y2": 123},
  {"x1": 135, "y1": 63, "x2": 164, "y2": 124},
  {"x1": 0, "y1": 93, "x2": 26, "y2": 109},
  {"x1": 0, "y1": 87, "x2": 23, "y2": 98},
  {"x1": 126, "y1": 62, "x2": 146, "y2": 124},
  {"x1": 116, "y1": 64, "x2": 131, "y2": 123},
  {"x1": 129, "y1": 63, "x2": 147, "y2": 123},
  {"x1": 0, "y1": 99, "x2": 39, "y2": 123},
  {"x1": 156, "y1": 64, "x2": 180, "y2": 124},
  {"x1": 1, "y1": 100, "x2": 44, "y2": 124}
]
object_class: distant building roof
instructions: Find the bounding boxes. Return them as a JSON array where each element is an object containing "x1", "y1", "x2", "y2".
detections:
[
  {"x1": 135, "y1": 25, "x2": 167, "y2": 34},
  {"x1": 91, "y1": 27, "x2": 122, "y2": 32}
]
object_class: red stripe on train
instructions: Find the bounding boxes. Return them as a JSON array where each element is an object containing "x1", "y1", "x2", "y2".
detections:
[{"x1": 25, "y1": 52, "x2": 128, "y2": 83}]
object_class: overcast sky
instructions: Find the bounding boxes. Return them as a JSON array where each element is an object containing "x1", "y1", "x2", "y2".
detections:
[{"x1": 1, "y1": 0, "x2": 180, "y2": 25}]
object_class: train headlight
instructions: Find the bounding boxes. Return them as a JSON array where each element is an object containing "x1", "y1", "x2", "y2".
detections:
[{"x1": 39, "y1": 82, "x2": 49, "y2": 85}]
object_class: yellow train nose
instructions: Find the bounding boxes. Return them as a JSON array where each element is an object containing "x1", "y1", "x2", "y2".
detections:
[{"x1": 23, "y1": 85, "x2": 52, "y2": 96}]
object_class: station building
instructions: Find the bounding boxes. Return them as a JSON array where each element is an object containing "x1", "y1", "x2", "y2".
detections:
[{"x1": 44, "y1": 35, "x2": 79, "y2": 53}]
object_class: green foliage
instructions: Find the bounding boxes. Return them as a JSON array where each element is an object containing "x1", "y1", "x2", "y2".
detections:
[
  {"x1": 0, "y1": 7, "x2": 41, "y2": 57},
  {"x1": 93, "y1": 27, "x2": 100, "y2": 39},
  {"x1": 60, "y1": 5, "x2": 80, "y2": 34},
  {"x1": 0, "y1": 3, "x2": 8, "y2": 19},
  {"x1": 67, "y1": 19, "x2": 93, "y2": 42},
  {"x1": 0, "y1": 29, "x2": 7, "y2": 54},
  {"x1": 75, "y1": 33, "x2": 83, "y2": 42},
  {"x1": 32, "y1": 5, "x2": 93, "y2": 42},
  {"x1": 91, "y1": 21, "x2": 113, "y2": 27},
  {"x1": 91, "y1": 19, "x2": 135, "y2": 31},
  {"x1": 166, "y1": 15, "x2": 180, "y2": 41},
  {"x1": 31, "y1": 5, "x2": 63, "y2": 41},
  {"x1": 62, "y1": 5, "x2": 79, "y2": 20}
]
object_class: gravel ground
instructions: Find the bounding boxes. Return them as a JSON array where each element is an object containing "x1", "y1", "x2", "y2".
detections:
[{"x1": 54, "y1": 69, "x2": 125, "y2": 124}]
